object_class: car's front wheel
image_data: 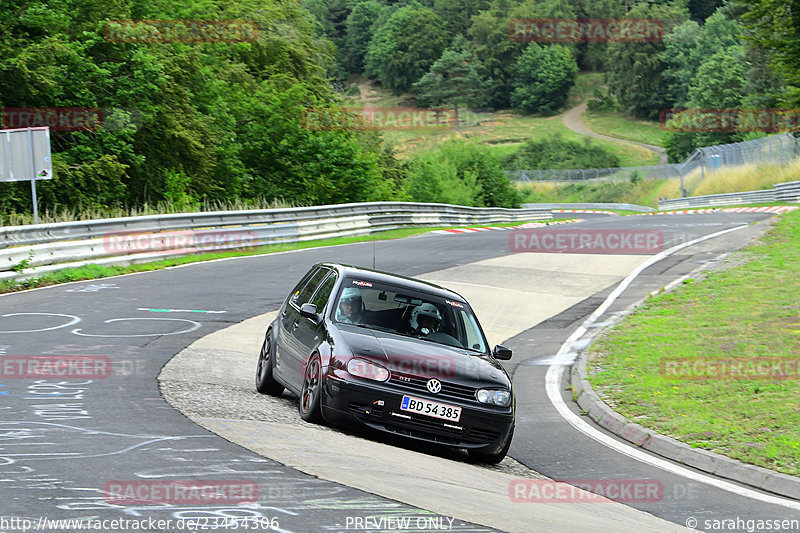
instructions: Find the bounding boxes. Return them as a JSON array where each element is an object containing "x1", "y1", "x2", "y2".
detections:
[
  {"x1": 299, "y1": 354, "x2": 323, "y2": 423},
  {"x1": 255, "y1": 330, "x2": 284, "y2": 396},
  {"x1": 468, "y1": 425, "x2": 514, "y2": 464}
]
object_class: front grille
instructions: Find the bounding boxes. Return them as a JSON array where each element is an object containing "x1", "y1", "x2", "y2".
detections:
[
  {"x1": 384, "y1": 424, "x2": 462, "y2": 445},
  {"x1": 388, "y1": 375, "x2": 478, "y2": 401},
  {"x1": 388, "y1": 411, "x2": 464, "y2": 435}
]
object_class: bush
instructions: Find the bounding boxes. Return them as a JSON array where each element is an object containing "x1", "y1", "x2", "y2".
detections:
[
  {"x1": 586, "y1": 88, "x2": 619, "y2": 112},
  {"x1": 403, "y1": 140, "x2": 521, "y2": 208},
  {"x1": 502, "y1": 135, "x2": 621, "y2": 170}
]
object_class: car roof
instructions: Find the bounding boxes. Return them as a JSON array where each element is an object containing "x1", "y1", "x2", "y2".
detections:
[{"x1": 320, "y1": 263, "x2": 468, "y2": 303}]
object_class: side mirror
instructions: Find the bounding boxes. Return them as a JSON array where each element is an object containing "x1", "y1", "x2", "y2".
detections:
[
  {"x1": 300, "y1": 303, "x2": 321, "y2": 324},
  {"x1": 492, "y1": 344, "x2": 512, "y2": 360}
]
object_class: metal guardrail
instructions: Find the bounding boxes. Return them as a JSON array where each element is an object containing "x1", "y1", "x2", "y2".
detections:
[
  {"x1": 658, "y1": 179, "x2": 800, "y2": 210},
  {"x1": 523, "y1": 202, "x2": 655, "y2": 212},
  {"x1": 0, "y1": 202, "x2": 552, "y2": 281},
  {"x1": 774, "y1": 180, "x2": 800, "y2": 202},
  {"x1": 658, "y1": 190, "x2": 776, "y2": 210}
]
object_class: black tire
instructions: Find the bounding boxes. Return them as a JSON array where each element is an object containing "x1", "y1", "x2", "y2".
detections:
[
  {"x1": 255, "y1": 330, "x2": 284, "y2": 396},
  {"x1": 299, "y1": 354, "x2": 323, "y2": 423},
  {"x1": 468, "y1": 425, "x2": 514, "y2": 464}
]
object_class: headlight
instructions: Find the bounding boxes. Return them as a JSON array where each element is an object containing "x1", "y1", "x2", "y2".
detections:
[
  {"x1": 347, "y1": 358, "x2": 390, "y2": 382},
  {"x1": 476, "y1": 388, "x2": 512, "y2": 407}
]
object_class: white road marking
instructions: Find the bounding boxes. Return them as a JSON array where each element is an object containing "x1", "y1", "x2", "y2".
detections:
[{"x1": 546, "y1": 224, "x2": 800, "y2": 510}]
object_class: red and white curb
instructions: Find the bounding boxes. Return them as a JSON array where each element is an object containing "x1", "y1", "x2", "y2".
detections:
[
  {"x1": 639, "y1": 205, "x2": 799, "y2": 216},
  {"x1": 430, "y1": 219, "x2": 584, "y2": 235}
]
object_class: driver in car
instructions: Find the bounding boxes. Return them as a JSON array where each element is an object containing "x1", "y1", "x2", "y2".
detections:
[
  {"x1": 336, "y1": 287, "x2": 364, "y2": 324},
  {"x1": 409, "y1": 303, "x2": 442, "y2": 336}
]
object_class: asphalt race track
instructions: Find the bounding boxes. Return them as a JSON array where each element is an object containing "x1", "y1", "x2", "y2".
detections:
[{"x1": 1, "y1": 212, "x2": 798, "y2": 533}]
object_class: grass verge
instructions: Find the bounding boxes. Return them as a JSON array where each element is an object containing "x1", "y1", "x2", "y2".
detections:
[
  {"x1": 581, "y1": 110, "x2": 667, "y2": 147},
  {"x1": 343, "y1": 75, "x2": 659, "y2": 167},
  {"x1": 0, "y1": 220, "x2": 565, "y2": 294},
  {"x1": 587, "y1": 209, "x2": 800, "y2": 475},
  {"x1": 515, "y1": 156, "x2": 800, "y2": 208},
  {"x1": 517, "y1": 179, "x2": 682, "y2": 208}
]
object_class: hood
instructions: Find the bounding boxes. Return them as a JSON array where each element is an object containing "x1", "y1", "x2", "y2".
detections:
[{"x1": 336, "y1": 325, "x2": 510, "y2": 387}]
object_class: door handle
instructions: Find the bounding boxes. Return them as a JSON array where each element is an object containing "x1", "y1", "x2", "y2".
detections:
[{"x1": 292, "y1": 321, "x2": 300, "y2": 331}]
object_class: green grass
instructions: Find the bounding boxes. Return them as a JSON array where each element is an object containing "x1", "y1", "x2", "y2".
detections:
[
  {"x1": 0, "y1": 219, "x2": 568, "y2": 294},
  {"x1": 565, "y1": 72, "x2": 606, "y2": 109},
  {"x1": 517, "y1": 178, "x2": 682, "y2": 208},
  {"x1": 582, "y1": 110, "x2": 668, "y2": 147},
  {"x1": 587, "y1": 209, "x2": 800, "y2": 475},
  {"x1": 341, "y1": 75, "x2": 659, "y2": 167},
  {"x1": 516, "y1": 155, "x2": 800, "y2": 207}
]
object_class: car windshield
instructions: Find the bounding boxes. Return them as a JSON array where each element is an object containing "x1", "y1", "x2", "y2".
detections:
[{"x1": 333, "y1": 278, "x2": 488, "y2": 353}]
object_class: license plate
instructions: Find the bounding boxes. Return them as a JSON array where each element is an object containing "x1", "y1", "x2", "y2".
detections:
[{"x1": 400, "y1": 395, "x2": 461, "y2": 422}]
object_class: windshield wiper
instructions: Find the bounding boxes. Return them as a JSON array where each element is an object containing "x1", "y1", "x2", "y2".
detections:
[{"x1": 355, "y1": 323, "x2": 398, "y2": 334}]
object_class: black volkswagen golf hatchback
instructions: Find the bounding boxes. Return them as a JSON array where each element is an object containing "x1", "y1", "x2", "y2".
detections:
[{"x1": 255, "y1": 262, "x2": 515, "y2": 463}]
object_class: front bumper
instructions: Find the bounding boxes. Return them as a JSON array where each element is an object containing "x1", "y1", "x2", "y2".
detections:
[{"x1": 320, "y1": 375, "x2": 514, "y2": 450}]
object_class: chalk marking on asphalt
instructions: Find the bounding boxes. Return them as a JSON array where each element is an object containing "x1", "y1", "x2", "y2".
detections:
[{"x1": 546, "y1": 223, "x2": 800, "y2": 510}]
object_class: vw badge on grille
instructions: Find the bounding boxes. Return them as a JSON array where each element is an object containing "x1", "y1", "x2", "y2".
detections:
[{"x1": 426, "y1": 378, "x2": 442, "y2": 394}]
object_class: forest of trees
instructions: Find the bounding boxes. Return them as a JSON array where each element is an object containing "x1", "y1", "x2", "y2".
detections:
[
  {"x1": 311, "y1": 0, "x2": 794, "y2": 161},
  {"x1": 0, "y1": 0, "x2": 797, "y2": 218}
]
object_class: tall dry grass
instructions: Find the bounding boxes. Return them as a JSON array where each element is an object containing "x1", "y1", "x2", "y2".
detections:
[{"x1": 690, "y1": 158, "x2": 800, "y2": 196}]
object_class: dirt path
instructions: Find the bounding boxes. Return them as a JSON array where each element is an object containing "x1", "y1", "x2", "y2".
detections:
[{"x1": 561, "y1": 102, "x2": 668, "y2": 165}]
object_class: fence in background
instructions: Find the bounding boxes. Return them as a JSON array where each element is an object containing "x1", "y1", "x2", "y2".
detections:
[{"x1": 506, "y1": 133, "x2": 799, "y2": 184}]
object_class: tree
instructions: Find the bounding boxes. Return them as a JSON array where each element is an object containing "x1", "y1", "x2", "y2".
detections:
[
  {"x1": 0, "y1": 0, "x2": 400, "y2": 217},
  {"x1": 467, "y1": 9, "x2": 526, "y2": 109},
  {"x1": 345, "y1": 0, "x2": 382, "y2": 72},
  {"x1": 743, "y1": 44, "x2": 786, "y2": 108},
  {"x1": 412, "y1": 48, "x2": 487, "y2": 130},
  {"x1": 606, "y1": 2, "x2": 690, "y2": 119},
  {"x1": 742, "y1": 0, "x2": 800, "y2": 108},
  {"x1": 664, "y1": 47, "x2": 750, "y2": 161},
  {"x1": 688, "y1": 0, "x2": 725, "y2": 22},
  {"x1": 365, "y1": 3, "x2": 448, "y2": 93},
  {"x1": 661, "y1": 20, "x2": 704, "y2": 107},
  {"x1": 510, "y1": 43, "x2": 578, "y2": 114},
  {"x1": 570, "y1": 0, "x2": 625, "y2": 71},
  {"x1": 661, "y1": 9, "x2": 744, "y2": 108},
  {"x1": 432, "y1": 0, "x2": 491, "y2": 37},
  {"x1": 467, "y1": 0, "x2": 575, "y2": 110}
]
